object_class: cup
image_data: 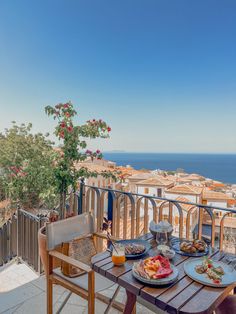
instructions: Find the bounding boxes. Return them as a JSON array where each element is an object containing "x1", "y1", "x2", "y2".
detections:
[{"x1": 111, "y1": 245, "x2": 126, "y2": 266}]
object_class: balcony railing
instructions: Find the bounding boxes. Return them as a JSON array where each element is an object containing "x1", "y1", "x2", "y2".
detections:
[
  {"x1": 0, "y1": 208, "x2": 47, "y2": 272},
  {"x1": 1, "y1": 183, "x2": 235, "y2": 273},
  {"x1": 81, "y1": 183, "x2": 236, "y2": 251}
]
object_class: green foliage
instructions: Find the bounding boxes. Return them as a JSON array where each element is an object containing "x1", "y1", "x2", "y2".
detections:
[
  {"x1": 0, "y1": 122, "x2": 59, "y2": 209},
  {"x1": 0, "y1": 102, "x2": 117, "y2": 216},
  {"x1": 45, "y1": 101, "x2": 116, "y2": 218}
]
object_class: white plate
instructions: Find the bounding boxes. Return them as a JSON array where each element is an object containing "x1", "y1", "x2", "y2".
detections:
[
  {"x1": 132, "y1": 264, "x2": 179, "y2": 286},
  {"x1": 184, "y1": 258, "x2": 236, "y2": 288}
]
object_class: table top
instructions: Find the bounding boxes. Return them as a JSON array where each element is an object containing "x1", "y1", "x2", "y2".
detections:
[{"x1": 91, "y1": 234, "x2": 236, "y2": 314}]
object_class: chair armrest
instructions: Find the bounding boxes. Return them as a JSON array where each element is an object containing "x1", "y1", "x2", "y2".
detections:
[
  {"x1": 93, "y1": 232, "x2": 121, "y2": 241},
  {"x1": 49, "y1": 250, "x2": 92, "y2": 273}
]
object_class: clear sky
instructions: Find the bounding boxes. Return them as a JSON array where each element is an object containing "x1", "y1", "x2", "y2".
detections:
[{"x1": 0, "y1": 0, "x2": 236, "y2": 153}]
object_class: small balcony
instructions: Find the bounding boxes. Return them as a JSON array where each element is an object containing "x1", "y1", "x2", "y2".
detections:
[{"x1": 1, "y1": 184, "x2": 236, "y2": 313}]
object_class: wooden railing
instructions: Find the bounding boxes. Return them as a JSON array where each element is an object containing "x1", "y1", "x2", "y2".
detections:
[{"x1": 81, "y1": 184, "x2": 236, "y2": 251}]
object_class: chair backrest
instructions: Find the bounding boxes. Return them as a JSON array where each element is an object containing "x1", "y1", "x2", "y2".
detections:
[{"x1": 46, "y1": 212, "x2": 95, "y2": 250}]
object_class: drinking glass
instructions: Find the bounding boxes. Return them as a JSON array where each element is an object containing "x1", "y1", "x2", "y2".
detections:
[
  {"x1": 111, "y1": 245, "x2": 126, "y2": 266},
  {"x1": 224, "y1": 230, "x2": 236, "y2": 263},
  {"x1": 156, "y1": 232, "x2": 168, "y2": 247}
]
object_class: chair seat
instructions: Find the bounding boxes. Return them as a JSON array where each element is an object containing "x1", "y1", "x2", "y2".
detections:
[{"x1": 53, "y1": 268, "x2": 114, "y2": 293}]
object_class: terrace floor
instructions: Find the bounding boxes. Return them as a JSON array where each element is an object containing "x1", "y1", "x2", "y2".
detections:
[{"x1": 0, "y1": 261, "x2": 158, "y2": 314}]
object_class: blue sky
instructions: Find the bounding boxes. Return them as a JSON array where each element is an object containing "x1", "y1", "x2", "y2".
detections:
[{"x1": 0, "y1": 0, "x2": 236, "y2": 153}]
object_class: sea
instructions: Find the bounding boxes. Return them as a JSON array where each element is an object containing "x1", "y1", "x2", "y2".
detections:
[{"x1": 103, "y1": 153, "x2": 236, "y2": 185}]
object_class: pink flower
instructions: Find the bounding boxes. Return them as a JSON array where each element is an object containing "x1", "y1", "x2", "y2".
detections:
[
  {"x1": 96, "y1": 149, "x2": 101, "y2": 154},
  {"x1": 67, "y1": 126, "x2": 73, "y2": 132},
  {"x1": 59, "y1": 131, "x2": 65, "y2": 139},
  {"x1": 65, "y1": 112, "x2": 71, "y2": 118},
  {"x1": 60, "y1": 122, "x2": 66, "y2": 128},
  {"x1": 64, "y1": 103, "x2": 69, "y2": 109},
  {"x1": 86, "y1": 149, "x2": 92, "y2": 154},
  {"x1": 107, "y1": 126, "x2": 111, "y2": 132}
]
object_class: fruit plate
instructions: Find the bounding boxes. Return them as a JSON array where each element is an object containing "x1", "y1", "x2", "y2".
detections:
[
  {"x1": 132, "y1": 264, "x2": 179, "y2": 286},
  {"x1": 184, "y1": 258, "x2": 236, "y2": 288},
  {"x1": 170, "y1": 238, "x2": 209, "y2": 257},
  {"x1": 110, "y1": 239, "x2": 151, "y2": 259}
]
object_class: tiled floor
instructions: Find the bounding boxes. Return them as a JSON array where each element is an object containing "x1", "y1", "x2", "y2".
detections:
[{"x1": 0, "y1": 262, "x2": 161, "y2": 314}]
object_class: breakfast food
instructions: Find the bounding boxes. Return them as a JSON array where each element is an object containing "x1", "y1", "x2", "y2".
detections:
[
  {"x1": 195, "y1": 258, "x2": 225, "y2": 284},
  {"x1": 133, "y1": 255, "x2": 173, "y2": 279},
  {"x1": 180, "y1": 239, "x2": 207, "y2": 254},
  {"x1": 162, "y1": 247, "x2": 175, "y2": 259},
  {"x1": 124, "y1": 243, "x2": 145, "y2": 255},
  {"x1": 193, "y1": 239, "x2": 207, "y2": 252}
]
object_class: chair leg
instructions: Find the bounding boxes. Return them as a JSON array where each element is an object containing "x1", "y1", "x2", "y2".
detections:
[
  {"x1": 104, "y1": 286, "x2": 121, "y2": 314},
  {"x1": 88, "y1": 271, "x2": 95, "y2": 314},
  {"x1": 47, "y1": 277, "x2": 53, "y2": 314}
]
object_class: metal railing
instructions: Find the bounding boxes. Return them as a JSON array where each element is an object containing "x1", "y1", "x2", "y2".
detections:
[
  {"x1": 17, "y1": 209, "x2": 47, "y2": 273},
  {"x1": 81, "y1": 183, "x2": 236, "y2": 250},
  {"x1": 1, "y1": 183, "x2": 235, "y2": 272},
  {"x1": 0, "y1": 208, "x2": 47, "y2": 273},
  {"x1": 0, "y1": 214, "x2": 17, "y2": 266}
]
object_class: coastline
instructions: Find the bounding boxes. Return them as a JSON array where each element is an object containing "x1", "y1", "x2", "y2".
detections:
[{"x1": 103, "y1": 152, "x2": 236, "y2": 185}]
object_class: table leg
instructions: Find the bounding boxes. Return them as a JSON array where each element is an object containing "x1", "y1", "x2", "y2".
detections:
[{"x1": 124, "y1": 290, "x2": 136, "y2": 314}]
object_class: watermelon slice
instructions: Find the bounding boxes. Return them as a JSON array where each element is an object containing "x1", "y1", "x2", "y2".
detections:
[
  {"x1": 152, "y1": 266, "x2": 173, "y2": 279},
  {"x1": 149, "y1": 255, "x2": 173, "y2": 279}
]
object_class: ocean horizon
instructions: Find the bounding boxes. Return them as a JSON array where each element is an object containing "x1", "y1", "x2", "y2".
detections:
[{"x1": 103, "y1": 152, "x2": 236, "y2": 184}]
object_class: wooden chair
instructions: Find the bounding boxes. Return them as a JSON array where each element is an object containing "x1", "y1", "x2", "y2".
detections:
[{"x1": 46, "y1": 212, "x2": 121, "y2": 314}]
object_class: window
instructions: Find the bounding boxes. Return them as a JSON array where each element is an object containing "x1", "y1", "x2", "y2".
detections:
[
  {"x1": 157, "y1": 188, "x2": 162, "y2": 197},
  {"x1": 144, "y1": 188, "x2": 149, "y2": 194}
]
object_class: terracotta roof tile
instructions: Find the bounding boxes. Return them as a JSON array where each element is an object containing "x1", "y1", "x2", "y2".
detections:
[
  {"x1": 166, "y1": 184, "x2": 202, "y2": 195},
  {"x1": 136, "y1": 177, "x2": 174, "y2": 187},
  {"x1": 202, "y1": 188, "x2": 232, "y2": 200}
]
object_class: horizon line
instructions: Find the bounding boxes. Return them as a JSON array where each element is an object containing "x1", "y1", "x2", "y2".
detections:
[{"x1": 103, "y1": 151, "x2": 236, "y2": 155}]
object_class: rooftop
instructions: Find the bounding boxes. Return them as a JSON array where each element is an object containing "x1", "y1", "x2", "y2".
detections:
[
  {"x1": 165, "y1": 184, "x2": 203, "y2": 195},
  {"x1": 202, "y1": 188, "x2": 232, "y2": 200},
  {"x1": 136, "y1": 176, "x2": 174, "y2": 187}
]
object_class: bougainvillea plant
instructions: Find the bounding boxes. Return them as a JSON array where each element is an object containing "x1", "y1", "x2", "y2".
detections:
[{"x1": 45, "y1": 101, "x2": 117, "y2": 219}]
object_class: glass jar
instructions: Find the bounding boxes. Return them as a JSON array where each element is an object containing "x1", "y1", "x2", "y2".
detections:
[{"x1": 111, "y1": 245, "x2": 126, "y2": 266}]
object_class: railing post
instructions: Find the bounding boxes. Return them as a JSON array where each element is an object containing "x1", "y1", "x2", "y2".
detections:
[
  {"x1": 78, "y1": 178, "x2": 85, "y2": 215},
  {"x1": 16, "y1": 207, "x2": 20, "y2": 264},
  {"x1": 108, "y1": 190, "x2": 113, "y2": 222}
]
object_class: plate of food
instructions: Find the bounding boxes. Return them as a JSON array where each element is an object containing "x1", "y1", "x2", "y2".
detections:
[
  {"x1": 132, "y1": 255, "x2": 179, "y2": 286},
  {"x1": 110, "y1": 239, "x2": 151, "y2": 258},
  {"x1": 170, "y1": 238, "x2": 209, "y2": 257},
  {"x1": 184, "y1": 257, "x2": 236, "y2": 287}
]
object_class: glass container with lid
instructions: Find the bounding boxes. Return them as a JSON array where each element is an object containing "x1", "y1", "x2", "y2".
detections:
[{"x1": 149, "y1": 220, "x2": 173, "y2": 239}]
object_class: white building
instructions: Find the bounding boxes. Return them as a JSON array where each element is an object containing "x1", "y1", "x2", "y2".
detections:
[
  {"x1": 136, "y1": 177, "x2": 174, "y2": 197},
  {"x1": 165, "y1": 184, "x2": 203, "y2": 203},
  {"x1": 127, "y1": 172, "x2": 152, "y2": 193}
]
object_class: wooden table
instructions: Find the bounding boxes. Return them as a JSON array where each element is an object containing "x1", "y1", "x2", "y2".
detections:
[{"x1": 91, "y1": 234, "x2": 236, "y2": 314}]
